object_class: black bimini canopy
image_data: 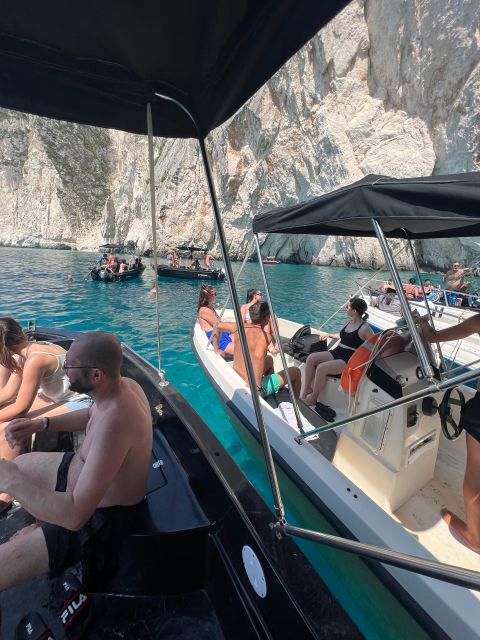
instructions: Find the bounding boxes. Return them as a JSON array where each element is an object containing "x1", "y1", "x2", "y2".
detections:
[
  {"x1": 252, "y1": 172, "x2": 480, "y2": 239},
  {"x1": 0, "y1": 0, "x2": 349, "y2": 139}
]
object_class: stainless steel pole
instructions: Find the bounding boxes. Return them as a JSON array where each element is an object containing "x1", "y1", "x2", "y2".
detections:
[
  {"x1": 151, "y1": 92, "x2": 286, "y2": 518},
  {"x1": 281, "y1": 522, "x2": 480, "y2": 591},
  {"x1": 372, "y1": 219, "x2": 435, "y2": 379},
  {"x1": 297, "y1": 365, "x2": 479, "y2": 441},
  {"x1": 404, "y1": 233, "x2": 446, "y2": 372}
]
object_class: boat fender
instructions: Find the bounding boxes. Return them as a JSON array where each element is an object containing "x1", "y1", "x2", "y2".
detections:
[
  {"x1": 15, "y1": 611, "x2": 56, "y2": 640},
  {"x1": 55, "y1": 571, "x2": 93, "y2": 639},
  {"x1": 341, "y1": 333, "x2": 405, "y2": 395}
]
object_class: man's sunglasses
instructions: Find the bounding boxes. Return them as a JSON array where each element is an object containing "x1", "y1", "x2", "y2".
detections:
[{"x1": 62, "y1": 363, "x2": 103, "y2": 372}]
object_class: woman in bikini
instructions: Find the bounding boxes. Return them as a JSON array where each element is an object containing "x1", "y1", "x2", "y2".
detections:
[
  {"x1": 197, "y1": 285, "x2": 235, "y2": 356},
  {"x1": 301, "y1": 297, "x2": 373, "y2": 406},
  {"x1": 0, "y1": 317, "x2": 74, "y2": 511}
]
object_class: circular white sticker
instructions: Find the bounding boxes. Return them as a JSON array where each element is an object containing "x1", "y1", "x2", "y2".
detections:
[{"x1": 242, "y1": 545, "x2": 267, "y2": 598}]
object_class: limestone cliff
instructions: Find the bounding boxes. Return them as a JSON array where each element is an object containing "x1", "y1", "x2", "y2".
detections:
[{"x1": 0, "y1": 0, "x2": 478, "y2": 272}]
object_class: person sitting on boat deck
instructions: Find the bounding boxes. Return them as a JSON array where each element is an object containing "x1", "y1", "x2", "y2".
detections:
[
  {"x1": 188, "y1": 257, "x2": 201, "y2": 270},
  {"x1": 0, "y1": 331, "x2": 152, "y2": 591},
  {"x1": 241, "y1": 289, "x2": 279, "y2": 354},
  {"x1": 418, "y1": 315, "x2": 480, "y2": 553},
  {"x1": 105, "y1": 255, "x2": 120, "y2": 274},
  {"x1": 442, "y1": 261, "x2": 472, "y2": 306},
  {"x1": 403, "y1": 278, "x2": 421, "y2": 300},
  {"x1": 197, "y1": 284, "x2": 234, "y2": 356},
  {"x1": 376, "y1": 286, "x2": 402, "y2": 315},
  {"x1": 224, "y1": 301, "x2": 300, "y2": 399},
  {"x1": 422, "y1": 278, "x2": 440, "y2": 301},
  {"x1": 301, "y1": 298, "x2": 373, "y2": 407},
  {"x1": 119, "y1": 259, "x2": 128, "y2": 273},
  {"x1": 0, "y1": 318, "x2": 81, "y2": 513},
  {"x1": 204, "y1": 253, "x2": 214, "y2": 269}
]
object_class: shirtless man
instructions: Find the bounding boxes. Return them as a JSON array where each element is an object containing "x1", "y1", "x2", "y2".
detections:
[
  {"x1": 0, "y1": 332, "x2": 152, "y2": 591},
  {"x1": 229, "y1": 302, "x2": 300, "y2": 398},
  {"x1": 419, "y1": 315, "x2": 480, "y2": 552}
]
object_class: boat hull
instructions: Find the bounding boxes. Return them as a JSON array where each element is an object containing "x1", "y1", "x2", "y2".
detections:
[
  {"x1": 0, "y1": 326, "x2": 359, "y2": 639},
  {"x1": 89, "y1": 266, "x2": 146, "y2": 282},
  {"x1": 156, "y1": 265, "x2": 225, "y2": 280},
  {"x1": 192, "y1": 317, "x2": 480, "y2": 640}
]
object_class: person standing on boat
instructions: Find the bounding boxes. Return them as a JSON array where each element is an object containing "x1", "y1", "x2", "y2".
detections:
[
  {"x1": 204, "y1": 252, "x2": 214, "y2": 269},
  {"x1": 197, "y1": 284, "x2": 235, "y2": 356},
  {"x1": 418, "y1": 315, "x2": 480, "y2": 553},
  {"x1": 301, "y1": 298, "x2": 373, "y2": 407},
  {"x1": 229, "y1": 301, "x2": 300, "y2": 398},
  {"x1": 442, "y1": 261, "x2": 472, "y2": 305},
  {"x1": 0, "y1": 318, "x2": 79, "y2": 513},
  {"x1": 0, "y1": 332, "x2": 152, "y2": 591}
]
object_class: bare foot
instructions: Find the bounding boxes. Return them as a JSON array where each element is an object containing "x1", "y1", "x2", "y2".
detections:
[
  {"x1": 441, "y1": 508, "x2": 480, "y2": 553},
  {"x1": 303, "y1": 393, "x2": 316, "y2": 406}
]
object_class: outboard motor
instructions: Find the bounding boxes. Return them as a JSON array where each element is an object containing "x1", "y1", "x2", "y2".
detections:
[{"x1": 334, "y1": 344, "x2": 443, "y2": 512}]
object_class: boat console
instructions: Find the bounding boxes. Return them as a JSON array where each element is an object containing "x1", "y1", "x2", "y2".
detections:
[{"x1": 333, "y1": 333, "x2": 444, "y2": 512}]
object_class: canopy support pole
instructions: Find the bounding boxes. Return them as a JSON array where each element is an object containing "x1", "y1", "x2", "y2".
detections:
[
  {"x1": 372, "y1": 219, "x2": 435, "y2": 380},
  {"x1": 254, "y1": 234, "x2": 305, "y2": 434},
  {"x1": 198, "y1": 138, "x2": 285, "y2": 518},
  {"x1": 153, "y1": 91, "x2": 285, "y2": 519},
  {"x1": 147, "y1": 103, "x2": 167, "y2": 385},
  {"x1": 403, "y1": 232, "x2": 447, "y2": 372}
]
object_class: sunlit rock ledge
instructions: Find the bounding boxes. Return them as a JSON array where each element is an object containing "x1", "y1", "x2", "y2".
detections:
[{"x1": 0, "y1": 0, "x2": 478, "y2": 272}]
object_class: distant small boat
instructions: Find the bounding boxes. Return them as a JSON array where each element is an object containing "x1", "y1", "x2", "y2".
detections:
[
  {"x1": 88, "y1": 264, "x2": 146, "y2": 282},
  {"x1": 263, "y1": 256, "x2": 280, "y2": 265},
  {"x1": 155, "y1": 265, "x2": 225, "y2": 280}
]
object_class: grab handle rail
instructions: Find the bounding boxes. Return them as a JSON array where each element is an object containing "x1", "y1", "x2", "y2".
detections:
[{"x1": 280, "y1": 522, "x2": 480, "y2": 591}]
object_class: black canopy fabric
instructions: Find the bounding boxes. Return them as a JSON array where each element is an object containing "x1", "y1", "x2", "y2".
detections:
[
  {"x1": 0, "y1": 0, "x2": 349, "y2": 139},
  {"x1": 252, "y1": 172, "x2": 480, "y2": 239}
]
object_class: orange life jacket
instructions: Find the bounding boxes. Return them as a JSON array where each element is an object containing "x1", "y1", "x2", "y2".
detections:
[{"x1": 340, "y1": 333, "x2": 381, "y2": 395}]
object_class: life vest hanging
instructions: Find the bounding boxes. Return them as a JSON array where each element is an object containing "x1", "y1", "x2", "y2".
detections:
[{"x1": 340, "y1": 333, "x2": 381, "y2": 395}]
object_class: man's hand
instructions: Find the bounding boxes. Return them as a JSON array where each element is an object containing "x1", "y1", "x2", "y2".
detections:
[
  {"x1": 319, "y1": 333, "x2": 329, "y2": 341},
  {"x1": 5, "y1": 417, "x2": 42, "y2": 449},
  {"x1": 416, "y1": 317, "x2": 436, "y2": 342},
  {"x1": 0, "y1": 458, "x2": 19, "y2": 492}
]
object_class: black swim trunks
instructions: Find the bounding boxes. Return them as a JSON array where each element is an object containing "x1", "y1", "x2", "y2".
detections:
[
  {"x1": 459, "y1": 391, "x2": 480, "y2": 444},
  {"x1": 42, "y1": 452, "x2": 145, "y2": 577}
]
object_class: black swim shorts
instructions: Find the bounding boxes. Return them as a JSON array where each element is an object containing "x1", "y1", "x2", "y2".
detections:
[
  {"x1": 459, "y1": 391, "x2": 480, "y2": 444},
  {"x1": 42, "y1": 452, "x2": 145, "y2": 577}
]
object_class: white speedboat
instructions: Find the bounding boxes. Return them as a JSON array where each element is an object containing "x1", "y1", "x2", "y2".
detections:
[
  {"x1": 193, "y1": 307, "x2": 479, "y2": 639},
  {"x1": 195, "y1": 172, "x2": 480, "y2": 639},
  {"x1": 365, "y1": 300, "x2": 480, "y2": 378}
]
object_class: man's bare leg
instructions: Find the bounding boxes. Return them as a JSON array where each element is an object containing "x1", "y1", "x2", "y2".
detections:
[
  {"x1": 0, "y1": 452, "x2": 64, "y2": 590},
  {"x1": 442, "y1": 434, "x2": 480, "y2": 553},
  {"x1": 0, "y1": 526, "x2": 50, "y2": 590}
]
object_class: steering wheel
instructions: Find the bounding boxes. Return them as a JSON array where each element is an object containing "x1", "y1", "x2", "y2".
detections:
[{"x1": 438, "y1": 387, "x2": 465, "y2": 440}]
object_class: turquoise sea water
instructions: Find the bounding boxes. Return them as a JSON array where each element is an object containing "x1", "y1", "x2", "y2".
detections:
[{"x1": 0, "y1": 247, "x2": 430, "y2": 640}]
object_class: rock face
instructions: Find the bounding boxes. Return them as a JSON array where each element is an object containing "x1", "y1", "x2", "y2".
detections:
[{"x1": 0, "y1": 0, "x2": 478, "y2": 272}]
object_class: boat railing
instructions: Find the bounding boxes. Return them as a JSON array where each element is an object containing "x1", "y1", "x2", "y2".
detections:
[
  {"x1": 295, "y1": 365, "x2": 480, "y2": 443},
  {"x1": 279, "y1": 520, "x2": 480, "y2": 591},
  {"x1": 357, "y1": 275, "x2": 480, "y2": 312}
]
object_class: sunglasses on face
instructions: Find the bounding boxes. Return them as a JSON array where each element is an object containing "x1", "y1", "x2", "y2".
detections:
[{"x1": 62, "y1": 362, "x2": 103, "y2": 372}]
